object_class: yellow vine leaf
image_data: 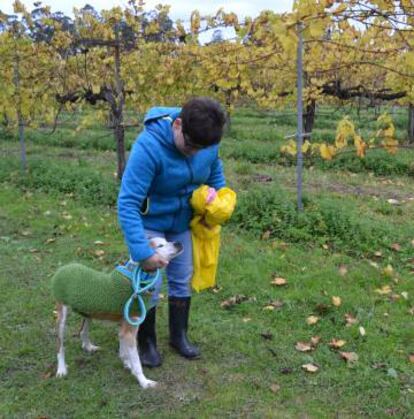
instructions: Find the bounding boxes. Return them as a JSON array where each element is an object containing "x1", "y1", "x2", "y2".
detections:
[
  {"x1": 335, "y1": 117, "x2": 355, "y2": 149},
  {"x1": 354, "y1": 135, "x2": 367, "y2": 158},
  {"x1": 320, "y1": 144, "x2": 336, "y2": 160}
]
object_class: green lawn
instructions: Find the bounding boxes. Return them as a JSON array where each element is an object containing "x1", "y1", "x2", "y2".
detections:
[{"x1": 1, "y1": 107, "x2": 414, "y2": 417}]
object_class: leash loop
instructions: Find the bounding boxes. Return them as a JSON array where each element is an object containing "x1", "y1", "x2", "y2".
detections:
[{"x1": 123, "y1": 267, "x2": 160, "y2": 327}]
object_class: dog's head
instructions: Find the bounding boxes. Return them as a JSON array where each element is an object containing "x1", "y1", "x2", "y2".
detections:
[{"x1": 149, "y1": 237, "x2": 183, "y2": 262}]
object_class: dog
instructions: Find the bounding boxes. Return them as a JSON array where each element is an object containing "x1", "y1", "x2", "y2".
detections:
[{"x1": 52, "y1": 237, "x2": 183, "y2": 389}]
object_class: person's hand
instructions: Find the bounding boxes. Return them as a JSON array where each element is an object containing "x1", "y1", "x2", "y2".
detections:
[
  {"x1": 141, "y1": 253, "x2": 168, "y2": 272},
  {"x1": 206, "y1": 187, "x2": 217, "y2": 204}
]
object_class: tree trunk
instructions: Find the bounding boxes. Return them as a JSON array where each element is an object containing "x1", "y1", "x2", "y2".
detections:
[
  {"x1": 13, "y1": 51, "x2": 27, "y2": 173},
  {"x1": 304, "y1": 99, "x2": 316, "y2": 137},
  {"x1": 408, "y1": 104, "x2": 414, "y2": 144},
  {"x1": 113, "y1": 28, "x2": 126, "y2": 180},
  {"x1": 115, "y1": 121, "x2": 125, "y2": 181}
]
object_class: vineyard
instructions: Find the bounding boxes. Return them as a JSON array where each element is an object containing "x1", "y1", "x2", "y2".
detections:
[{"x1": 1, "y1": 1, "x2": 414, "y2": 417}]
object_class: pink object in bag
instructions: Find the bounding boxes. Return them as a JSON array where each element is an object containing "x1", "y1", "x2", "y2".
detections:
[{"x1": 206, "y1": 187, "x2": 217, "y2": 204}]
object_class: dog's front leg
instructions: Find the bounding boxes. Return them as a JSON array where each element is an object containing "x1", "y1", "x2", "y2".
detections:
[
  {"x1": 119, "y1": 321, "x2": 157, "y2": 389},
  {"x1": 56, "y1": 303, "x2": 68, "y2": 377}
]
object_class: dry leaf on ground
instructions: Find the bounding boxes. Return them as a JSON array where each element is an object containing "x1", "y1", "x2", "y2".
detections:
[
  {"x1": 296, "y1": 341, "x2": 313, "y2": 352},
  {"x1": 271, "y1": 277, "x2": 287, "y2": 286},
  {"x1": 220, "y1": 294, "x2": 248, "y2": 309},
  {"x1": 329, "y1": 339, "x2": 346, "y2": 349},
  {"x1": 332, "y1": 296, "x2": 342, "y2": 307},
  {"x1": 302, "y1": 363, "x2": 319, "y2": 373},
  {"x1": 390, "y1": 243, "x2": 401, "y2": 252},
  {"x1": 270, "y1": 383, "x2": 281, "y2": 393},
  {"x1": 375, "y1": 285, "x2": 392, "y2": 295},
  {"x1": 345, "y1": 313, "x2": 358, "y2": 326},
  {"x1": 340, "y1": 351, "x2": 359, "y2": 365},
  {"x1": 338, "y1": 265, "x2": 348, "y2": 276},
  {"x1": 306, "y1": 315, "x2": 320, "y2": 325}
]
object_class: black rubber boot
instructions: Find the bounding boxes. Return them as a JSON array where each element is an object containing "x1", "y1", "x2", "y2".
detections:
[
  {"x1": 169, "y1": 296, "x2": 200, "y2": 359},
  {"x1": 137, "y1": 306, "x2": 162, "y2": 368}
]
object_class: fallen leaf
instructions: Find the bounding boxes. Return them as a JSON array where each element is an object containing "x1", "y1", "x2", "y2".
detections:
[
  {"x1": 409, "y1": 354, "x2": 414, "y2": 364},
  {"x1": 401, "y1": 292, "x2": 408, "y2": 300},
  {"x1": 332, "y1": 296, "x2": 342, "y2": 307},
  {"x1": 21, "y1": 230, "x2": 32, "y2": 236},
  {"x1": 329, "y1": 339, "x2": 346, "y2": 349},
  {"x1": 271, "y1": 277, "x2": 287, "y2": 286},
  {"x1": 212, "y1": 286, "x2": 222, "y2": 293},
  {"x1": 340, "y1": 351, "x2": 359, "y2": 365},
  {"x1": 94, "y1": 240, "x2": 105, "y2": 246},
  {"x1": 263, "y1": 300, "x2": 284, "y2": 311},
  {"x1": 45, "y1": 238, "x2": 56, "y2": 244},
  {"x1": 359, "y1": 326, "x2": 366, "y2": 336},
  {"x1": 322, "y1": 244, "x2": 329, "y2": 250},
  {"x1": 345, "y1": 313, "x2": 358, "y2": 326},
  {"x1": 374, "y1": 251, "x2": 383, "y2": 257},
  {"x1": 94, "y1": 250, "x2": 105, "y2": 257},
  {"x1": 375, "y1": 285, "x2": 392, "y2": 295},
  {"x1": 29, "y1": 248, "x2": 40, "y2": 253},
  {"x1": 306, "y1": 315, "x2": 320, "y2": 325},
  {"x1": 302, "y1": 363, "x2": 319, "y2": 373},
  {"x1": 220, "y1": 295, "x2": 248, "y2": 309},
  {"x1": 242, "y1": 317, "x2": 251, "y2": 323},
  {"x1": 390, "y1": 243, "x2": 401, "y2": 252},
  {"x1": 295, "y1": 341, "x2": 313, "y2": 352},
  {"x1": 408, "y1": 307, "x2": 414, "y2": 316},
  {"x1": 338, "y1": 265, "x2": 348, "y2": 276},
  {"x1": 310, "y1": 336, "x2": 321, "y2": 346},
  {"x1": 270, "y1": 383, "x2": 281, "y2": 393},
  {"x1": 62, "y1": 212, "x2": 72, "y2": 220},
  {"x1": 383, "y1": 264, "x2": 394, "y2": 277}
]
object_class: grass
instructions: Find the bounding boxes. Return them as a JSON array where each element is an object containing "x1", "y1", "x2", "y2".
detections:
[{"x1": 1, "y1": 106, "x2": 414, "y2": 417}]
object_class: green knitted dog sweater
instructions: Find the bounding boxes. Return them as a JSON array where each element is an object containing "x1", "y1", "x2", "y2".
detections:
[{"x1": 51, "y1": 263, "x2": 154, "y2": 316}]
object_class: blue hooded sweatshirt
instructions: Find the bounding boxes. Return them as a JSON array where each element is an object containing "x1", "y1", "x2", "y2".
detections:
[{"x1": 117, "y1": 107, "x2": 226, "y2": 262}]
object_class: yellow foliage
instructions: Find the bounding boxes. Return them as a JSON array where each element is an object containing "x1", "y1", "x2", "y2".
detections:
[
  {"x1": 335, "y1": 117, "x2": 355, "y2": 149},
  {"x1": 320, "y1": 144, "x2": 336, "y2": 160},
  {"x1": 354, "y1": 135, "x2": 367, "y2": 158},
  {"x1": 376, "y1": 113, "x2": 398, "y2": 154}
]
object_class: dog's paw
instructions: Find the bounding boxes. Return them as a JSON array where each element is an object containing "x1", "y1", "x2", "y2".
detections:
[
  {"x1": 56, "y1": 366, "x2": 68, "y2": 377},
  {"x1": 82, "y1": 343, "x2": 100, "y2": 353},
  {"x1": 141, "y1": 379, "x2": 157, "y2": 389}
]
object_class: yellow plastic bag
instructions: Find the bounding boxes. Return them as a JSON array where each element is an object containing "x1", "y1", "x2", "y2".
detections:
[{"x1": 190, "y1": 185, "x2": 237, "y2": 292}]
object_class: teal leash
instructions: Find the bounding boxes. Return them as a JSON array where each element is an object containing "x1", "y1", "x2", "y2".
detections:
[{"x1": 123, "y1": 267, "x2": 160, "y2": 327}]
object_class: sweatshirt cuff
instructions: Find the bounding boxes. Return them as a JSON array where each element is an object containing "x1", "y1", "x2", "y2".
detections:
[{"x1": 130, "y1": 246, "x2": 155, "y2": 263}]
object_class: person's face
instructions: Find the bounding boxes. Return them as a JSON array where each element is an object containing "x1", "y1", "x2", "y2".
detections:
[{"x1": 172, "y1": 118, "x2": 205, "y2": 156}]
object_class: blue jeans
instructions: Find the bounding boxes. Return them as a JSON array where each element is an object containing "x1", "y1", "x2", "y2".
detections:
[{"x1": 143, "y1": 229, "x2": 193, "y2": 305}]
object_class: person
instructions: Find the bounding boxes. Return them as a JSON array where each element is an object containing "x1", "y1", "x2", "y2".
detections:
[{"x1": 117, "y1": 96, "x2": 227, "y2": 367}]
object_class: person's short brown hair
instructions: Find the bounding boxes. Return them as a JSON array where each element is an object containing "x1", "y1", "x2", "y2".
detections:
[{"x1": 180, "y1": 97, "x2": 226, "y2": 148}]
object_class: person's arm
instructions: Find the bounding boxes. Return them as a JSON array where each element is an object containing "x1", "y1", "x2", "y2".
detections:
[
  {"x1": 118, "y1": 138, "x2": 158, "y2": 263},
  {"x1": 206, "y1": 153, "x2": 226, "y2": 190}
]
